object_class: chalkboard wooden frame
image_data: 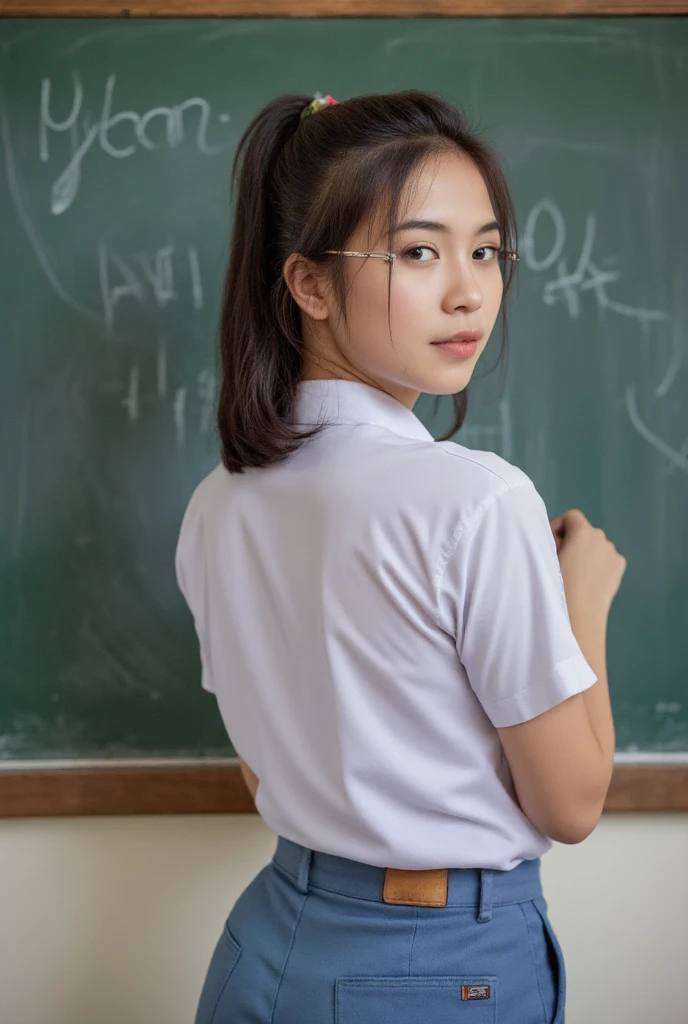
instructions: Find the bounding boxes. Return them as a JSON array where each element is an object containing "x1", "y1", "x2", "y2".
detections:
[
  {"x1": 3, "y1": 2, "x2": 688, "y2": 18},
  {"x1": 1, "y1": 2, "x2": 686, "y2": 818}
]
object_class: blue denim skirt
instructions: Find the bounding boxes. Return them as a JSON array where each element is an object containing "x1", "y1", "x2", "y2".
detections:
[{"x1": 195, "y1": 836, "x2": 566, "y2": 1024}]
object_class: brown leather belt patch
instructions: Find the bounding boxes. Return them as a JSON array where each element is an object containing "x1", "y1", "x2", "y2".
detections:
[{"x1": 382, "y1": 867, "x2": 449, "y2": 907}]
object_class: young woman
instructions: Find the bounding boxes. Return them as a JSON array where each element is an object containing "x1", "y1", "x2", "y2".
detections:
[{"x1": 176, "y1": 90, "x2": 626, "y2": 1024}]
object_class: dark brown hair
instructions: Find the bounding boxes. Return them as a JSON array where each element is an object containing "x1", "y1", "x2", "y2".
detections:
[{"x1": 218, "y1": 90, "x2": 518, "y2": 473}]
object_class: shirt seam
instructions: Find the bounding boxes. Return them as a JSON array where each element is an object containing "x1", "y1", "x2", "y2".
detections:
[
  {"x1": 437, "y1": 444, "x2": 523, "y2": 485},
  {"x1": 433, "y1": 478, "x2": 531, "y2": 632}
]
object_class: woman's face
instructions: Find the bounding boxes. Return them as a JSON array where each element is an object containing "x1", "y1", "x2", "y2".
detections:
[{"x1": 302, "y1": 150, "x2": 506, "y2": 409}]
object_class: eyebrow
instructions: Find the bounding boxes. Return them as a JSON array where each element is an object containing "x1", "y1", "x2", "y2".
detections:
[{"x1": 394, "y1": 218, "x2": 500, "y2": 235}]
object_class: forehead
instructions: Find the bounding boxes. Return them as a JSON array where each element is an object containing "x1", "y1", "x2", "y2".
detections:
[
  {"x1": 363, "y1": 149, "x2": 496, "y2": 244},
  {"x1": 400, "y1": 150, "x2": 495, "y2": 224}
]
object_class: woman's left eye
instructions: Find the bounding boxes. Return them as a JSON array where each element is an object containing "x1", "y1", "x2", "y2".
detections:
[{"x1": 473, "y1": 246, "x2": 500, "y2": 262}]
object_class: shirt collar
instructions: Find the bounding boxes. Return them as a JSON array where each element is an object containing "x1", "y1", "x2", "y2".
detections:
[{"x1": 293, "y1": 379, "x2": 434, "y2": 443}]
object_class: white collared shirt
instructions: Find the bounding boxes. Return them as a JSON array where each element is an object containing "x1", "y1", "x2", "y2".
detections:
[{"x1": 175, "y1": 379, "x2": 597, "y2": 870}]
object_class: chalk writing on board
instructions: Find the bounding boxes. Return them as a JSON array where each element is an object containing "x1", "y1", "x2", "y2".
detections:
[
  {"x1": 173, "y1": 387, "x2": 186, "y2": 446},
  {"x1": 40, "y1": 74, "x2": 232, "y2": 215},
  {"x1": 197, "y1": 367, "x2": 217, "y2": 438},
  {"x1": 157, "y1": 334, "x2": 167, "y2": 401},
  {"x1": 521, "y1": 198, "x2": 668, "y2": 328},
  {"x1": 122, "y1": 366, "x2": 139, "y2": 422},
  {"x1": 524, "y1": 428, "x2": 559, "y2": 501},
  {"x1": 0, "y1": 88, "x2": 104, "y2": 326},
  {"x1": 625, "y1": 386, "x2": 688, "y2": 476},
  {"x1": 123, "y1": 353, "x2": 215, "y2": 445},
  {"x1": 655, "y1": 321, "x2": 684, "y2": 400},
  {"x1": 98, "y1": 242, "x2": 204, "y2": 330}
]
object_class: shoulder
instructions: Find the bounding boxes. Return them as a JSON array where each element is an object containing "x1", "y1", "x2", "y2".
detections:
[
  {"x1": 176, "y1": 463, "x2": 229, "y2": 548},
  {"x1": 182, "y1": 463, "x2": 229, "y2": 515},
  {"x1": 353, "y1": 437, "x2": 544, "y2": 565},
  {"x1": 434, "y1": 440, "x2": 531, "y2": 491},
  {"x1": 401, "y1": 438, "x2": 536, "y2": 521},
  {"x1": 428, "y1": 442, "x2": 549, "y2": 555},
  {"x1": 436, "y1": 442, "x2": 557, "y2": 541},
  {"x1": 339, "y1": 429, "x2": 539, "y2": 521},
  {"x1": 175, "y1": 465, "x2": 230, "y2": 595}
]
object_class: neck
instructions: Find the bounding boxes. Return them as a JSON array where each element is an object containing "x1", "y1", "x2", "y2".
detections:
[
  {"x1": 300, "y1": 363, "x2": 420, "y2": 411},
  {"x1": 299, "y1": 319, "x2": 421, "y2": 410}
]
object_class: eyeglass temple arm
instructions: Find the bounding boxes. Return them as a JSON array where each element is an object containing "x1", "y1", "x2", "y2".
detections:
[{"x1": 324, "y1": 250, "x2": 395, "y2": 261}]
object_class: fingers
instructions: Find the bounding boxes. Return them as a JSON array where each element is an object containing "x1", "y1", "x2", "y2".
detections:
[
  {"x1": 561, "y1": 509, "x2": 589, "y2": 531},
  {"x1": 550, "y1": 509, "x2": 589, "y2": 542},
  {"x1": 552, "y1": 509, "x2": 626, "y2": 575}
]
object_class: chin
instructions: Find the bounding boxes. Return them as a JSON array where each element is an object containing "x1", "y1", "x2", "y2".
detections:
[{"x1": 420, "y1": 372, "x2": 474, "y2": 397}]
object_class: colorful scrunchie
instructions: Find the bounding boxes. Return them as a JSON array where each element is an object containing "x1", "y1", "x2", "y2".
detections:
[{"x1": 300, "y1": 94, "x2": 339, "y2": 119}]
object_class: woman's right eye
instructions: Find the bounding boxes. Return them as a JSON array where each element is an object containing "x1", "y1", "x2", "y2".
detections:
[{"x1": 403, "y1": 245, "x2": 437, "y2": 263}]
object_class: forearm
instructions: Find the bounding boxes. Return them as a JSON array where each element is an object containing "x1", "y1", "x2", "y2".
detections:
[{"x1": 569, "y1": 612, "x2": 616, "y2": 769}]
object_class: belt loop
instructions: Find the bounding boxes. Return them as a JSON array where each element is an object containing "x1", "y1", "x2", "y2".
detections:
[
  {"x1": 295, "y1": 846, "x2": 313, "y2": 895},
  {"x1": 477, "y1": 868, "x2": 494, "y2": 923}
]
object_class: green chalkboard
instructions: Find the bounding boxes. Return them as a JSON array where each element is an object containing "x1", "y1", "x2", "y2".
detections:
[{"x1": 1, "y1": 16, "x2": 686, "y2": 762}]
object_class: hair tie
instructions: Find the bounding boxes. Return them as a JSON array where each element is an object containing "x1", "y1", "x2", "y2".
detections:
[{"x1": 300, "y1": 94, "x2": 338, "y2": 119}]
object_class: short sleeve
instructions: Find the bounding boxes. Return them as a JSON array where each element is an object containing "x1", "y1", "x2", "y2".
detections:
[
  {"x1": 175, "y1": 490, "x2": 215, "y2": 693},
  {"x1": 438, "y1": 480, "x2": 597, "y2": 728}
]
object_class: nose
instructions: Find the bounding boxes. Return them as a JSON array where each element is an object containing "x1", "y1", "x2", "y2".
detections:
[{"x1": 441, "y1": 256, "x2": 483, "y2": 315}]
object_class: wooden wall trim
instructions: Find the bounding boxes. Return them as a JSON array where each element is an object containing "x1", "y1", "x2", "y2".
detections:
[
  {"x1": 2, "y1": 1, "x2": 688, "y2": 18},
  {"x1": 0, "y1": 762, "x2": 686, "y2": 817}
]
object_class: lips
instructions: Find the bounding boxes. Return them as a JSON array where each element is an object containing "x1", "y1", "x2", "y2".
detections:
[
  {"x1": 431, "y1": 331, "x2": 481, "y2": 360},
  {"x1": 434, "y1": 330, "x2": 483, "y2": 345}
]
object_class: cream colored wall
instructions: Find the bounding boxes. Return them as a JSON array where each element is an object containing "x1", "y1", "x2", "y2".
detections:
[{"x1": 1, "y1": 813, "x2": 686, "y2": 1024}]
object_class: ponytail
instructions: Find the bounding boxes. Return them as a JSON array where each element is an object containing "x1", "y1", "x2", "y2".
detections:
[{"x1": 217, "y1": 95, "x2": 316, "y2": 473}]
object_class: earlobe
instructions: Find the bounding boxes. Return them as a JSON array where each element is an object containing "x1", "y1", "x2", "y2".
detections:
[{"x1": 283, "y1": 253, "x2": 330, "y2": 321}]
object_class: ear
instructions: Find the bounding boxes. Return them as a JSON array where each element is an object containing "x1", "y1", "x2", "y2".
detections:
[{"x1": 283, "y1": 253, "x2": 331, "y2": 321}]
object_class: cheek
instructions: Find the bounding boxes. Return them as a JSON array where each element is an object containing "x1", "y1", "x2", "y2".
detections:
[
  {"x1": 347, "y1": 271, "x2": 393, "y2": 328},
  {"x1": 486, "y1": 272, "x2": 504, "y2": 317},
  {"x1": 388, "y1": 272, "x2": 431, "y2": 320}
]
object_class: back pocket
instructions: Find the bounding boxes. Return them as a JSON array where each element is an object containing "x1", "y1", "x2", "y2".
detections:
[
  {"x1": 335, "y1": 975, "x2": 498, "y2": 1024},
  {"x1": 194, "y1": 926, "x2": 242, "y2": 1024}
]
